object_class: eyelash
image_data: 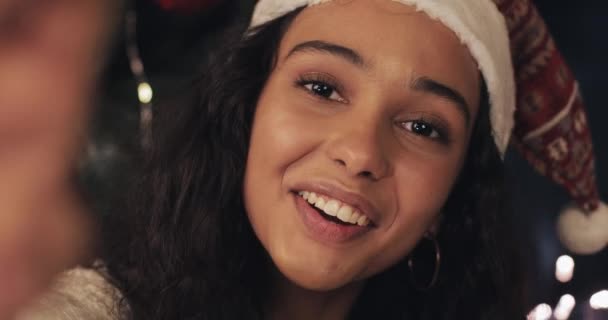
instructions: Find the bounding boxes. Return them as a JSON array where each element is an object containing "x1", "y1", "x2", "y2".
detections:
[
  {"x1": 295, "y1": 73, "x2": 347, "y2": 103},
  {"x1": 398, "y1": 117, "x2": 450, "y2": 143}
]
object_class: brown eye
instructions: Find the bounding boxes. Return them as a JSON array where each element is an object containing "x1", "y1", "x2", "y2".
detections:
[
  {"x1": 308, "y1": 82, "x2": 333, "y2": 98},
  {"x1": 402, "y1": 120, "x2": 440, "y2": 139},
  {"x1": 300, "y1": 81, "x2": 346, "y2": 102}
]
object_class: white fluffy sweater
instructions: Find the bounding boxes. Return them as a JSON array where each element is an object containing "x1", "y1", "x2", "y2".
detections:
[{"x1": 15, "y1": 267, "x2": 124, "y2": 320}]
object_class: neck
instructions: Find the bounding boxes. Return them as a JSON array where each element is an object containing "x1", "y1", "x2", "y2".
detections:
[{"x1": 266, "y1": 271, "x2": 364, "y2": 320}]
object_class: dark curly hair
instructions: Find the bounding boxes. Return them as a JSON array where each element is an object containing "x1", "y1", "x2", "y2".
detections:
[{"x1": 101, "y1": 8, "x2": 524, "y2": 320}]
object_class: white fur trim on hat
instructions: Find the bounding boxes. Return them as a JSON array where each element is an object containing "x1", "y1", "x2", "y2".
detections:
[{"x1": 251, "y1": 0, "x2": 515, "y2": 157}]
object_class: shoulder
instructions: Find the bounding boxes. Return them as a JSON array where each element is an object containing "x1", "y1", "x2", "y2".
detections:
[{"x1": 15, "y1": 264, "x2": 126, "y2": 320}]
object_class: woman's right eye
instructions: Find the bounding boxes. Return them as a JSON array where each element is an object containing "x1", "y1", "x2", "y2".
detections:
[{"x1": 298, "y1": 80, "x2": 347, "y2": 103}]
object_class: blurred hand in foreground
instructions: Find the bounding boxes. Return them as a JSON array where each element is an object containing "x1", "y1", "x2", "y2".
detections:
[{"x1": 0, "y1": 0, "x2": 117, "y2": 318}]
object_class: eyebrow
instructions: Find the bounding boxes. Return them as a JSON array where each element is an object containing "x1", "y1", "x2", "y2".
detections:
[
  {"x1": 410, "y1": 76, "x2": 471, "y2": 127},
  {"x1": 287, "y1": 40, "x2": 472, "y2": 127},
  {"x1": 287, "y1": 40, "x2": 367, "y2": 68}
]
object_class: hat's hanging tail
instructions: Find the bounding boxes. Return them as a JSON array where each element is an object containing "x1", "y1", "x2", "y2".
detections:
[{"x1": 497, "y1": 0, "x2": 608, "y2": 254}]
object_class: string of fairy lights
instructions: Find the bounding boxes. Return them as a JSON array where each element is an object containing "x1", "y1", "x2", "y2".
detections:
[
  {"x1": 125, "y1": 8, "x2": 154, "y2": 148},
  {"x1": 527, "y1": 254, "x2": 608, "y2": 320}
]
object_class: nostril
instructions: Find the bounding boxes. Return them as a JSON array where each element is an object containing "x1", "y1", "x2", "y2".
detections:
[
  {"x1": 358, "y1": 171, "x2": 374, "y2": 179},
  {"x1": 334, "y1": 159, "x2": 346, "y2": 166},
  {"x1": 333, "y1": 159, "x2": 377, "y2": 180}
]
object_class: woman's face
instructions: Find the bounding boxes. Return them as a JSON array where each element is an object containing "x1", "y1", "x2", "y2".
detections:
[{"x1": 244, "y1": 0, "x2": 481, "y2": 291}]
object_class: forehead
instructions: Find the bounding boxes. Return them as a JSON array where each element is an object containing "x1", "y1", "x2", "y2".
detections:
[{"x1": 276, "y1": 0, "x2": 481, "y2": 108}]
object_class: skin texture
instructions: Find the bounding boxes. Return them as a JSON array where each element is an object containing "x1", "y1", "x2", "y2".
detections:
[
  {"x1": 243, "y1": 1, "x2": 481, "y2": 319},
  {"x1": 0, "y1": 0, "x2": 115, "y2": 318}
]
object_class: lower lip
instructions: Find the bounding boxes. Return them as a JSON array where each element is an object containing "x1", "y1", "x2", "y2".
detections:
[{"x1": 293, "y1": 193, "x2": 371, "y2": 244}]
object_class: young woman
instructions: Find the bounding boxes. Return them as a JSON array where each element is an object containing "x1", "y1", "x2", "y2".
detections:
[{"x1": 18, "y1": 1, "x2": 524, "y2": 319}]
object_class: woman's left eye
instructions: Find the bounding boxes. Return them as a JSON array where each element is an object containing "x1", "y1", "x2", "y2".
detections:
[
  {"x1": 301, "y1": 81, "x2": 346, "y2": 102},
  {"x1": 401, "y1": 120, "x2": 441, "y2": 139}
]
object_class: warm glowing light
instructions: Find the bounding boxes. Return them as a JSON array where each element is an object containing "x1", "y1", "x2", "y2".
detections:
[
  {"x1": 138, "y1": 82, "x2": 153, "y2": 104},
  {"x1": 527, "y1": 303, "x2": 552, "y2": 320},
  {"x1": 553, "y1": 294, "x2": 575, "y2": 320},
  {"x1": 555, "y1": 255, "x2": 575, "y2": 283},
  {"x1": 590, "y1": 290, "x2": 608, "y2": 310}
]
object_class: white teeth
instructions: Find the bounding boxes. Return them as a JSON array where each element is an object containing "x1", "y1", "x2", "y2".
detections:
[
  {"x1": 314, "y1": 197, "x2": 326, "y2": 210},
  {"x1": 348, "y1": 211, "x2": 361, "y2": 224},
  {"x1": 323, "y1": 200, "x2": 340, "y2": 216},
  {"x1": 336, "y1": 205, "x2": 353, "y2": 223},
  {"x1": 307, "y1": 192, "x2": 318, "y2": 204},
  {"x1": 298, "y1": 191, "x2": 371, "y2": 226},
  {"x1": 357, "y1": 215, "x2": 369, "y2": 226}
]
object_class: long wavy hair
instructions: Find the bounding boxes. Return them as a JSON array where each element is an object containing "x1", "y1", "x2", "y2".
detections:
[{"x1": 101, "y1": 8, "x2": 524, "y2": 320}]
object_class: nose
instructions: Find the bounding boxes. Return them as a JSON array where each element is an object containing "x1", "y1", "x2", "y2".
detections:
[{"x1": 325, "y1": 121, "x2": 391, "y2": 181}]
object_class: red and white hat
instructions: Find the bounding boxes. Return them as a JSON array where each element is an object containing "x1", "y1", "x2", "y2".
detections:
[
  {"x1": 251, "y1": 0, "x2": 608, "y2": 254},
  {"x1": 497, "y1": 0, "x2": 608, "y2": 254}
]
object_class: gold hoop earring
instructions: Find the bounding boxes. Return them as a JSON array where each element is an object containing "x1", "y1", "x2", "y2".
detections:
[{"x1": 408, "y1": 233, "x2": 441, "y2": 291}]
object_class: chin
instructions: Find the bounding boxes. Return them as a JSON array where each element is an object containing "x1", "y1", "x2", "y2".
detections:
[
  {"x1": 270, "y1": 250, "x2": 362, "y2": 292},
  {"x1": 282, "y1": 268, "x2": 352, "y2": 292}
]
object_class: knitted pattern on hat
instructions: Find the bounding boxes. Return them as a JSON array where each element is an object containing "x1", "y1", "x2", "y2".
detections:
[{"x1": 496, "y1": 0, "x2": 608, "y2": 254}]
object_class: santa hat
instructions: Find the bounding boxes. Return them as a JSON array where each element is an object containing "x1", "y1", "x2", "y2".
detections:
[
  {"x1": 250, "y1": 0, "x2": 608, "y2": 254},
  {"x1": 497, "y1": 0, "x2": 608, "y2": 254}
]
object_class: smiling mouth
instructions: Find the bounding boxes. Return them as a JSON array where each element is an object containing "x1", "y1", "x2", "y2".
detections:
[
  {"x1": 293, "y1": 191, "x2": 373, "y2": 243},
  {"x1": 309, "y1": 203, "x2": 353, "y2": 226},
  {"x1": 296, "y1": 191, "x2": 371, "y2": 227}
]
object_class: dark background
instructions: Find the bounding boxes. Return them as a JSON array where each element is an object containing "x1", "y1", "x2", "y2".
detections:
[
  {"x1": 87, "y1": 1, "x2": 608, "y2": 318},
  {"x1": 508, "y1": 1, "x2": 608, "y2": 318}
]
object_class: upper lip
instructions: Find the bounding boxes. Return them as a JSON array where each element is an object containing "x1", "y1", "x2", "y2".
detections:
[{"x1": 291, "y1": 180, "x2": 381, "y2": 225}]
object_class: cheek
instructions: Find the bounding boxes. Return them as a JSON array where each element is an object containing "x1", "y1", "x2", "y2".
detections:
[
  {"x1": 243, "y1": 78, "x2": 321, "y2": 240},
  {"x1": 245, "y1": 76, "x2": 327, "y2": 176},
  {"x1": 392, "y1": 152, "x2": 462, "y2": 236},
  {"x1": 394, "y1": 157, "x2": 461, "y2": 214},
  {"x1": 364, "y1": 155, "x2": 462, "y2": 271}
]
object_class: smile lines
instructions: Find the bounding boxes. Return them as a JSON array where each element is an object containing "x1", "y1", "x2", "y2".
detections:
[{"x1": 298, "y1": 191, "x2": 370, "y2": 227}]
